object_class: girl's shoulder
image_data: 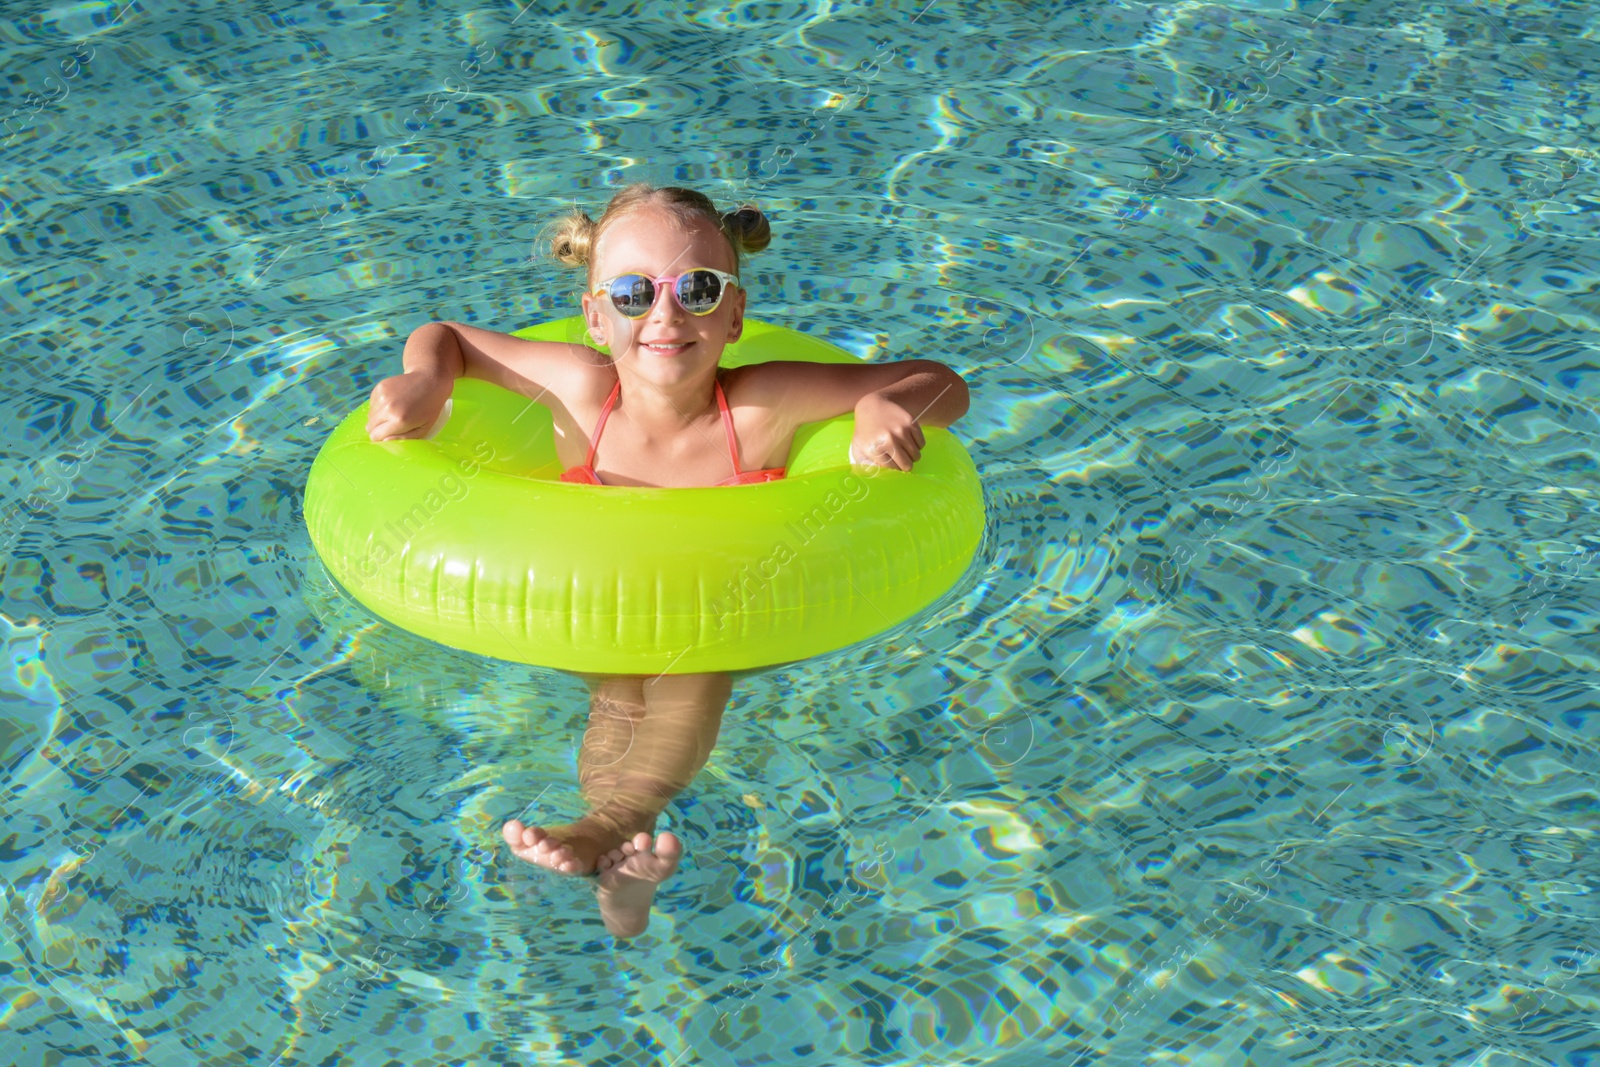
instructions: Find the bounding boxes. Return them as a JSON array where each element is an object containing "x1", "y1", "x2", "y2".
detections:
[
  {"x1": 550, "y1": 349, "x2": 619, "y2": 406},
  {"x1": 504, "y1": 348, "x2": 615, "y2": 433},
  {"x1": 716, "y1": 360, "x2": 776, "y2": 404}
]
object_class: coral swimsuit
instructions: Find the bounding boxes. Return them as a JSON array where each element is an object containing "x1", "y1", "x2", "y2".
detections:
[{"x1": 559, "y1": 378, "x2": 787, "y2": 487}]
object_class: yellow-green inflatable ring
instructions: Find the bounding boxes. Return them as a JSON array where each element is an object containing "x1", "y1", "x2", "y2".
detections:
[{"x1": 303, "y1": 317, "x2": 985, "y2": 674}]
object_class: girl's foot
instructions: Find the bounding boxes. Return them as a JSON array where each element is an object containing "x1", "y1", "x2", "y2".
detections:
[
  {"x1": 502, "y1": 816, "x2": 626, "y2": 875},
  {"x1": 595, "y1": 831, "x2": 683, "y2": 938}
]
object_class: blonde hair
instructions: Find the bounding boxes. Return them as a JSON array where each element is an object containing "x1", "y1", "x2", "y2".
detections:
[{"x1": 545, "y1": 183, "x2": 772, "y2": 284}]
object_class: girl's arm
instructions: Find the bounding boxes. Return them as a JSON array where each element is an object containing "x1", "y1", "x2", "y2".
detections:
[
  {"x1": 746, "y1": 358, "x2": 970, "y2": 426},
  {"x1": 742, "y1": 358, "x2": 971, "y2": 471},
  {"x1": 850, "y1": 361, "x2": 970, "y2": 428},
  {"x1": 366, "y1": 322, "x2": 599, "y2": 441}
]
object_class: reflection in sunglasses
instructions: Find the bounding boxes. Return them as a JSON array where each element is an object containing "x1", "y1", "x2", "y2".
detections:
[{"x1": 595, "y1": 268, "x2": 740, "y2": 319}]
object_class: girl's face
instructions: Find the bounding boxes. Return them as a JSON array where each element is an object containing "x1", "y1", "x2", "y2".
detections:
[{"x1": 580, "y1": 205, "x2": 746, "y2": 385}]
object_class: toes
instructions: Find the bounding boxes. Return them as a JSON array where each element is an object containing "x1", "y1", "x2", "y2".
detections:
[
  {"x1": 655, "y1": 831, "x2": 683, "y2": 861},
  {"x1": 504, "y1": 824, "x2": 603, "y2": 877},
  {"x1": 524, "y1": 839, "x2": 566, "y2": 867},
  {"x1": 521, "y1": 825, "x2": 546, "y2": 849}
]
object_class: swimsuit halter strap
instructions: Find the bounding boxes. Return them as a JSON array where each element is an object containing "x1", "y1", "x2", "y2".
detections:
[
  {"x1": 589, "y1": 378, "x2": 744, "y2": 475},
  {"x1": 586, "y1": 379, "x2": 622, "y2": 467},
  {"x1": 713, "y1": 378, "x2": 744, "y2": 476}
]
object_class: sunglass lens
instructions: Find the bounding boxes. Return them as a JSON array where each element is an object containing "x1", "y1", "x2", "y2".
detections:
[
  {"x1": 608, "y1": 275, "x2": 656, "y2": 317},
  {"x1": 676, "y1": 270, "x2": 724, "y2": 314}
]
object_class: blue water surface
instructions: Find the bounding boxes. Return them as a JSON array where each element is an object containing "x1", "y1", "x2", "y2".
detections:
[{"x1": 3, "y1": 0, "x2": 1599, "y2": 1064}]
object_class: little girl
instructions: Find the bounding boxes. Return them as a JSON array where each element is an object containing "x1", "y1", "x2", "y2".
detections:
[{"x1": 364, "y1": 183, "x2": 970, "y2": 937}]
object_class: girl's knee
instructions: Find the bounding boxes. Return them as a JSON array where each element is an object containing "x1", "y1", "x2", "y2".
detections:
[
  {"x1": 646, "y1": 671, "x2": 732, "y2": 706},
  {"x1": 592, "y1": 677, "x2": 646, "y2": 713}
]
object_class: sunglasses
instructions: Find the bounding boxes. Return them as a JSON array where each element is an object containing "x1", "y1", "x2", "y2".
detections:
[{"x1": 591, "y1": 267, "x2": 740, "y2": 319}]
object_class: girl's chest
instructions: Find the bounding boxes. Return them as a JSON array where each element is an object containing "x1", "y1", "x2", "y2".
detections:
[{"x1": 553, "y1": 406, "x2": 791, "y2": 488}]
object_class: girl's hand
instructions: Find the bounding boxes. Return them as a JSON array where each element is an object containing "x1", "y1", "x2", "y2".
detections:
[
  {"x1": 851, "y1": 392, "x2": 926, "y2": 472},
  {"x1": 366, "y1": 371, "x2": 452, "y2": 441}
]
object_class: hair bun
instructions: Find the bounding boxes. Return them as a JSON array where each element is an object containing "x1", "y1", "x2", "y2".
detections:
[
  {"x1": 547, "y1": 210, "x2": 597, "y2": 267},
  {"x1": 723, "y1": 205, "x2": 772, "y2": 255}
]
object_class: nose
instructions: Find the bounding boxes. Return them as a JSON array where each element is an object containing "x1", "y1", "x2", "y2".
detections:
[{"x1": 647, "y1": 276, "x2": 682, "y2": 320}]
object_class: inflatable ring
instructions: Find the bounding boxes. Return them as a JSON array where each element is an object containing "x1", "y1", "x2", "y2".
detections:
[{"x1": 303, "y1": 317, "x2": 985, "y2": 674}]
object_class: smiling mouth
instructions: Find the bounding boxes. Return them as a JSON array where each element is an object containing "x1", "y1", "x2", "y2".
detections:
[{"x1": 640, "y1": 340, "x2": 693, "y2": 355}]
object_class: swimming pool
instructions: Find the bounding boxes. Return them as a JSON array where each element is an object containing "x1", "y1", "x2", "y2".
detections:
[{"x1": 3, "y1": 0, "x2": 1598, "y2": 1062}]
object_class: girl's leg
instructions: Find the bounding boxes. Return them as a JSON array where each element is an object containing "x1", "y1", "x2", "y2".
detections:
[
  {"x1": 592, "y1": 671, "x2": 734, "y2": 938},
  {"x1": 599, "y1": 671, "x2": 732, "y2": 827},
  {"x1": 503, "y1": 672, "x2": 648, "y2": 875},
  {"x1": 504, "y1": 671, "x2": 733, "y2": 878},
  {"x1": 576, "y1": 673, "x2": 648, "y2": 813}
]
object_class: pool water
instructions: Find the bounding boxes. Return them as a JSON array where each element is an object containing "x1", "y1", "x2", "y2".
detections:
[{"x1": 3, "y1": 0, "x2": 1599, "y2": 1063}]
